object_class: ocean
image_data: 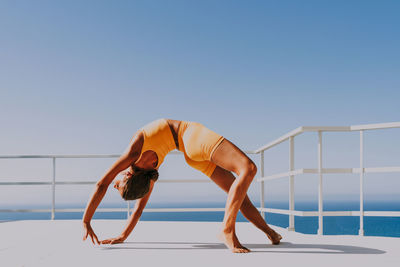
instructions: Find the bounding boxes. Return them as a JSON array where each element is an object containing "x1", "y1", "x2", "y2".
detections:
[{"x1": 1, "y1": 201, "x2": 399, "y2": 237}]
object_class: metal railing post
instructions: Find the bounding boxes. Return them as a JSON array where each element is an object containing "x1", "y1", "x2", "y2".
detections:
[
  {"x1": 51, "y1": 157, "x2": 56, "y2": 220},
  {"x1": 317, "y1": 131, "x2": 323, "y2": 235},
  {"x1": 288, "y1": 136, "x2": 295, "y2": 231},
  {"x1": 260, "y1": 151, "x2": 265, "y2": 219},
  {"x1": 359, "y1": 130, "x2": 365, "y2": 236}
]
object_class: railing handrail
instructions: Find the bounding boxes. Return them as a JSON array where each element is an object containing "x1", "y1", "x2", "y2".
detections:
[
  {"x1": 0, "y1": 150, "x2": 257, "y2": 159},
  {"x1": 0, "y1": 151, "x2": 255, "y2": 220},
  {"x1": 254, "y1": 121, "x2": 400, "y2": 236},
  {"x1": 0, "y1": 179, "x2": 213, "y2": 185},
  {"x1": 255, "y1": 122, "x2": 400, "y2": 153},
  {"x1": 0, "y1": 154, "x2": 121, "y2": 159}
]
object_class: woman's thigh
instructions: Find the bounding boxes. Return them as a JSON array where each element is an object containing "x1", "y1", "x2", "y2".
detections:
[
  {"x1": 210, "y1": 139, "x2": 254, "y2": 176},
  {"x1": 184, "y1": 154, "x2": 217, "y2": 178}
]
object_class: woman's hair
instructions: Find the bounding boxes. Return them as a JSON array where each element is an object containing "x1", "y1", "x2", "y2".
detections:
[{"x1": 121, "y1": 167, "x2": 159, "y2": 200}]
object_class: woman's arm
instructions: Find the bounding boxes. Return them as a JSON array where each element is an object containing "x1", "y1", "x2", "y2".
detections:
[
  {"x1": 82, "y1": 132, "x2": 143, "y2": 244},
  {"x1": 100, "y1": 179, "x2": 155, "y2": 244}
]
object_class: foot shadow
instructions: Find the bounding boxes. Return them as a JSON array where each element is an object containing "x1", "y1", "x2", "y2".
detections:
[
  {"x1": 244, "y1": 242, "x2": 386, "y2": 254},
  {"x1": 101, "y1": 241, "x2": 385, "y2": 254}
]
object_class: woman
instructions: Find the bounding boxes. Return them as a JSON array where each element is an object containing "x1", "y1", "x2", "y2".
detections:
[{"x1": 82, "y1": 118, "x2": 281, "y2": 253}]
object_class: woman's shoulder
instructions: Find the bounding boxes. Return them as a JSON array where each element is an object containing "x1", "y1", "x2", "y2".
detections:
[{"x1": 127, "y1": 130, "x2": 144, "y2": 155}]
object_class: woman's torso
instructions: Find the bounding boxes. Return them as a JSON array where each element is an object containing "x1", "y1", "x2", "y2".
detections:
[{"x1": 135, "y1": 119, "x2": 181, "y2": 169}]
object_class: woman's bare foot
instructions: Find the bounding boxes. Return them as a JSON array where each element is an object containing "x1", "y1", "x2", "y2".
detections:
[
  {"x1": 218, "y1": 231, "x2": 251, "y2": 253},
  {"x1": 266, "y1": 229, "x2": 282, "y2": 245}
]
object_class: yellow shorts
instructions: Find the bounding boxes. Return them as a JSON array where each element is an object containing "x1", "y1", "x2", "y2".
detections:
[{"x1": 178, "y1": 121, "x2": 225, "y2": 177}]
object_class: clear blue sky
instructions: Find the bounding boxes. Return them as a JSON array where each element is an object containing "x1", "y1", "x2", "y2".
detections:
[{"x1": 0, "y1": 1, "x2": 399, "y2": 206}]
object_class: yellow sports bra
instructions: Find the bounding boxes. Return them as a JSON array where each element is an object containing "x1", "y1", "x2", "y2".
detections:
[{"x1": 139, "y1": 118, "x2": 176, "y2": 169}]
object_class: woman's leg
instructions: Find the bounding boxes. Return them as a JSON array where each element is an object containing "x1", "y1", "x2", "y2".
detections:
[
  {"x1": 210, "y1": 139, "x2": 258, "y2": 253},
  {"x1": 210, "y1": 166, "x2": 282, "y2": 244}
]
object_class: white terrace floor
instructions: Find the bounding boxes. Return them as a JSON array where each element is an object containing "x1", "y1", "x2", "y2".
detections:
[{"x1": 1, "y1": 220, "x2": 399, "y2": 267}]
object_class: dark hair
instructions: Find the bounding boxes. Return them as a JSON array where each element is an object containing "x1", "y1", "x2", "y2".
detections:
[{"x1": 122, "y1": 168, "x2": 159, "y2": 200}]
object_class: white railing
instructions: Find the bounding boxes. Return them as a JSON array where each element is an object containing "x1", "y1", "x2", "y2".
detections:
[
  {"x1": 0, "y1": 151, "x2": 254, "y2": 219},
  {"x1": 256, "y1": 122, "x2": 400, "y2": 236},
  {"x1": 0, "y1": 122, "x2": 399, "y2": 236}
]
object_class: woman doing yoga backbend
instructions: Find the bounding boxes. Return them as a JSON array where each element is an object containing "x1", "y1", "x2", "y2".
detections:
[{"x1": 82, "y1": 118, "x2": 282, "y2": 253}]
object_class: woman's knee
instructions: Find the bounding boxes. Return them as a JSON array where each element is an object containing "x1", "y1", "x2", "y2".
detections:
[
  {"x1": 248, "y1": 161, "x2": 257, "y2": 176},
  {"x1": 239, "y1": 160, "x2": 257, "y2": 179}
]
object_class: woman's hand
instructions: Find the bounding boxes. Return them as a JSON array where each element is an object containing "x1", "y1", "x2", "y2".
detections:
[
  {"x1": 100, "y1": 235, "x2": 126, "y2": 245},
  {"x1": 83, "y1": 221, "x2": 100, "y2": 245}
]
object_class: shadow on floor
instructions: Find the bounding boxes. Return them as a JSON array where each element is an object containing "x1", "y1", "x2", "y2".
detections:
[
  {"x1": 100, "y1": 241, "x2": 385, "y2": 254},
  {"x1": 0, "y1": 220, "x2": 15, "y2": 223}
]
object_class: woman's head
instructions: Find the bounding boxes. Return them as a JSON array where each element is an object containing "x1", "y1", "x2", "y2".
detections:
[{"x1": 114, "y1": 167, "x2": 159, "y2": 200}]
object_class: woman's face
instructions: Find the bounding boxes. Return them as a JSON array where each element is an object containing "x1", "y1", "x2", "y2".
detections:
[{"x1": 113, "y1": 171, "x2": 132, "y2": 196}]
